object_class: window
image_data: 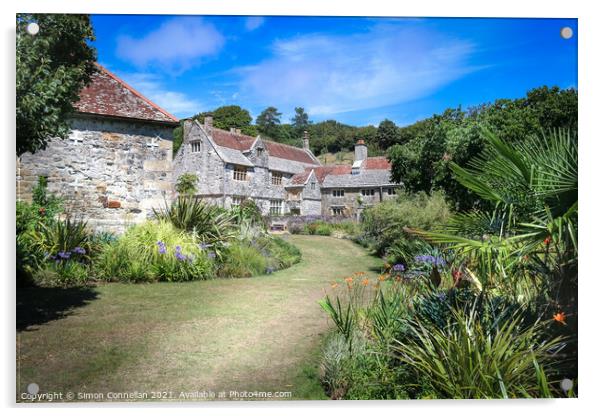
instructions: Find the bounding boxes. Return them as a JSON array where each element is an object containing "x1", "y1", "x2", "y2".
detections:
[
  {"x1": 361, "y1": 189, "x2": 375, "y2": 197},
  {"x1": 191, "y1": 141, "x2": 201, "y2": 153},
  {"x1": 271, "y1": 171, "x2": 283, "y2": 185},
  {"x1": 232, "y1": 196, "x2": 244, "y2": 207},
  {"x1": 332, "y1": 189, "x2": 345, "y2": 198},
  {"x1": 311, "y1": 182, "x2": 316, "y2": 190},
  {"x1": 257, "y1": 148, "x2": 264, "y2": 156},
  {"x1": 233, "y1": 166, "x2": 247, "y2": 181},
  {"x1": 270, "y1": 199, "x2": 282, "y2": 216},
  {"x1": 288, "y1": 190, "x2": 301, "y2": 201},
  {"x1": 331, "y1": 207, "x2": 345, "y2": 216},
  {"x1": 387, "y1": 188, "x2": 396, "y2": 196}
]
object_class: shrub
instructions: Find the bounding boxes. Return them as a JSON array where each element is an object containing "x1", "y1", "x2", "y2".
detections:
[
  {"x1": 33, "y1": 260, "x2": 89, "y2": 287},
  {"x1": 264, "y1": 236, "x2": 302, "y2": 270},
  {"x1": 175, "y1": 173, "x2": 199, "y2": 196},
  {"x1": 93, "y1": 221, "x2": 215, "y2": 282},
  {"x1": 33, "y1": 218, "x2": 95, "y2": 260},
  {"x1": 394, "y1": 306, "x2": 567, "y2": 398},
  {"x1": 153, "y1": 197, "x2": 235, "y2": 255},
  {"x1": 218, "y1": 243, "x2": 267, "y2": 278},
  {"x1": 360, "y1": 191, "x2": 451, "y2": 257}
]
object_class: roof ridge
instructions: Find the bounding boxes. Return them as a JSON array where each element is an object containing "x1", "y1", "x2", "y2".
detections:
[{"x1": 94, "y1": 63, "x2": 178, "y2": 123}]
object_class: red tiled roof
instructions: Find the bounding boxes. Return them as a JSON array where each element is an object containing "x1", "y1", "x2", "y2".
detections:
[
  {"x1": 211, "y1": 129, "x2": 256, "y2": 151},
  {"x1": 363, "y1": 157, "x2": 391, "y2": 170},
  {"x1": 264, "y1": 141, "x2": 317, "y2": 165},
  {"x1": 290, "y1": 170, "x2": 312, "y2": 185},
  {"x1": 208, "y1": 126, "x2": 319, "y2": 165},
  {"x1": 311, "y1": 165, "x2": 352, "y2": 184},
  {"x1": 74, "y1": 64, "x2": 178, "y2": 124}
]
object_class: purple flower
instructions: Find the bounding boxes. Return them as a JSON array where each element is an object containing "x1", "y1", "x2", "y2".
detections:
[
  {"x1": 266, "y1": 267, "x2": 275, "y2": 274},
  {"x1": 199, "y1": 243, "x2": 209, "y2": 250},
  {"x1": 415, "y1": 255, "x2": 446, "y2": 267},
  {"x1": 57, "y1": 251, "x2": 71, "y2": 260},
  {"x1": 207, "y1": 251, "x2": 216, "y2": 259},
  {"x1": 175, "y1": 251, "x2": 187, "y2": 261},
  {"x1": 73, "y1": 246, "x2": 86, "y2": 255},
  {"x1": 157, "y1": 241, "x2": 167, "y2": 253},
  {"x1": 392, "y1": 263, "x2": 405, "y2": 272}
]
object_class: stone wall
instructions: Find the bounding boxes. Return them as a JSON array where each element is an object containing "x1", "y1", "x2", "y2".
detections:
[
  {"x1": 320, "y1": 187, "x2": 398, "y2": 217},
  {"x1": 17, "y1": 115, "x2": 175, "y2": 234}
]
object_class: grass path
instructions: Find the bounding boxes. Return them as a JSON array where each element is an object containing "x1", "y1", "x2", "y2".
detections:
[{"x1": 17, "y1": 235, "x2": 382, "y2": 401}]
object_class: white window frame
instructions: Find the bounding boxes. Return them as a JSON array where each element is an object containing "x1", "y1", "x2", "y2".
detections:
[
  {"x1": 271, "y1": 171, "x2": 283, "y2": 185},
  {"x1": 332, "y1": 189, "x2": 345, "y2": 198},
  {"x1": 270, "y1": 199, "x2": 283, "y2": 216},
  {"x1": 233, "y1": 166, "x2": 248, "y2": 181}
]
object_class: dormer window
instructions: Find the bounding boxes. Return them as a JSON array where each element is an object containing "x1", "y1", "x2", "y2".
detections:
[
  {"x1": 191, "y1": 141, "x2": 201, "y2": 153},
  {"x1": 257, "y1": 147, "x2": 264, "y2": 156},
  {"x1": 271, "y1": 171, "x2": 283, "y2": 185}
]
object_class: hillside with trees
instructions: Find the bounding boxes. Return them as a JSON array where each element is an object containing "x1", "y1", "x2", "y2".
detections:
[{"x1": 173, "y1": 86, "x2": 577, "y2": 211}]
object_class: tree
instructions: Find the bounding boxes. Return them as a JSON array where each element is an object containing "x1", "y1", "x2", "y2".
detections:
[
  {"x1": 193, "y1": 105, "x2": 257, "y2": 137},
  {"x1": 376, "y1": 119, "x2": 399, "y2": 149},
  {"x1": 175, "y1": 173, "x2": 199, "y2": 196},
  {"x1": 256, "y1": 106, "x2": 282, "y2": 138},
  {"x1": 291, "y1": 107, "x2": 310, "y2": 132},
  {"x1": 16, "y1": 14, "x2": 97, "y2": 156}
]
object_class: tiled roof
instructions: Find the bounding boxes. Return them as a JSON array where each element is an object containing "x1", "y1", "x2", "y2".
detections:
[
  {"x1": 363, "y1": 157, "x2": 392, "y2": 170},
  {"x1": 211, "y1": 129, "x2": 256, "y2": 151},
  {"x1": 74, "y1": 64, "x2": 178, "y2": 124},
  {"x1": 206, "y1": 125, "x2": 319, "y2": 166},
  {"x1": 290, "y1": 157, "x2": 399, "y2": 189},
  {"x1": 264, "y1": 141, "x2": 317, "y2": 165}
]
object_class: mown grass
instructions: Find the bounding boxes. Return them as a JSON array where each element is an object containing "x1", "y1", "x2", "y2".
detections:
[{"x1": 16, "y1": 235, "x2": 382, "y2": 402}]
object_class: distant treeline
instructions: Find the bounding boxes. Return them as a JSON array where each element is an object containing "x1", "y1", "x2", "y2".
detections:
[{"x1": 173, "y1": 85, "x2": 577, "y2": 209}]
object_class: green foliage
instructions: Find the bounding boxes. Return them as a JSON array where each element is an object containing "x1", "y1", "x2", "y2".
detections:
[
  {"x1": 194, "y1": 105, "x2": 258, "y2": 136},
  {"x1": 93, "y1": 221, "x2": 214, "y2": 283},
  {"x1": 376, "y1": 119, "x2": 399, "y2": 149},
  {"x1": 359, "y1": 191, "x2": 451, "y2": 257},
  {"x1": 388, "y1": 87, "x2": 578, "y2": 210},
  {"x1": 153, "y1": 197, "x2": 236, "y2": 254},
  {"x1": 33, "y1": 260, "x2": 89, "y2": 288},
  {"x1": 175, "y1": 173, "x2": 199, "y2": 196},
  {"x1": 33, "y1": 218, "x2": 95, "y2": 259},
  {"x1": 17, "y1": 14, "x2": 97, "y2": 155},
  {"x1": 291, "y1": 106, "x2": 311, "y2": 134},
  {"x1": 394, "y1": 306, "x2": 566, "y2": 398},
  {"x1": 218, "y1": 243, "x2": 268, "y2": 278},
  {"x1": 256, "y1": 106, "x2": 282, "y2": 139},
  {"x1": 231, "y1": 198, "x2": 265, "y2": 228}
]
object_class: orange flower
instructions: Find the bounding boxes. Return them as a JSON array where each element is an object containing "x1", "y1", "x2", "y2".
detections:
[
  {"x1": 553, "y1": 311, "x2": 567, "y2": 325},
  {"x1": 395, "y1": 276, "x2": 402, "y2": 283},
  {"x1": 331, "y1": 282, "x2": 339, "y2": 289},
  {"x1": 345, "y1": 277, "x2": 353, "y2": 284},
  {"x1": 361, "y1": 278, "x2": 370, "y2": 286},
  {"x1": 378, "y1": 275, "x2": 387, "y2": 282},
  {"x1": 544, "y1": 236, "x2": 552, "y2": 246}
]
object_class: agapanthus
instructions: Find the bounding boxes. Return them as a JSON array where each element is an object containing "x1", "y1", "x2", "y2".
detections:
[
  {"x1": 392, "y1": 263, "x2": 405, "y2": 272},
  {"x1": 157, "y1": 241, "x2": 167, "y2": 254},
  {"x1": 57, "y1": 251, "x2": 71, "y2": 260},
  {"x1": 175, "y1": 251, "x2": 187, "y2": 261},
  {"x1": 72, "y1": 247, "x2": 86, "y2": 255},
  {"x1": 414, "y1": 254, "x2": 446, "y2": 267},
  {"x1": 207, "y1": 251, "x2": 216, "y2": 259}
]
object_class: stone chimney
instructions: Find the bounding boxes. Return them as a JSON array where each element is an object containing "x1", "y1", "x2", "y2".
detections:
[
  {"x1": 354, "y1": 139, "x2": 368, "y2": 161},
  {"x1": 230, "y1": 127, "x2": 236, "y2": 133},
  {"x1": 235, "y1": 128, "x2": 241, "y2": 135},
  {"x1": 303, "y1": 130, "x2": 310, "y2": 151},
  {"x1": 204, "y1": 116, "x2": 213, "y2": 129}
]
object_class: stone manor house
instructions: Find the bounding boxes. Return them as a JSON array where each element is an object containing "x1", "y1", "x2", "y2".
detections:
[{"x1": 17, "y1": 64, "x2": 401, "y2": 232}]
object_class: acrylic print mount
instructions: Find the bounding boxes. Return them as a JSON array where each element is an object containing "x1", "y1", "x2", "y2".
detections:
[{"x1": 16, "y1": 14, "x2": 577, "y2": 402}]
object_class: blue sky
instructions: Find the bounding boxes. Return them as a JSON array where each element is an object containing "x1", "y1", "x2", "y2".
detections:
[{"x1": 91, "y1": 15, "x2": 577, "y2": 126}]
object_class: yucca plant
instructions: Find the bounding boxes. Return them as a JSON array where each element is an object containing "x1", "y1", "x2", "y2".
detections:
[
  {"x1": 33, "y1": 217, "x2": 94, "y2": 259},
  {"x1": 153, "y1": 197, "x2": 236, "y2": 248},
  {"x1": 394, "y1": 306, "x2": 567, "y2": 398}
]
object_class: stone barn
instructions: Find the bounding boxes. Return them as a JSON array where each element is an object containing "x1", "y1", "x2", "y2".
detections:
[{"x1": 16, "y1": 64, "x2": 179, "y2": 233}]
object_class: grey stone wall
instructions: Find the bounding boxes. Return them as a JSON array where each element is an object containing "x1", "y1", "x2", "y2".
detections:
[
  {"x1": 17, "y1": 115, "x2": 175, "y2": 234},
  {"x1": 320, "y1": 187, "x2": 398, "y2": 217}
]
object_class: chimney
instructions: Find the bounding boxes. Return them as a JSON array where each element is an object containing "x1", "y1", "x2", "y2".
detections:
[
  {"x1": 235, "y1": 128, "x2": 241, "y2": 135},
  {"x1": 230, "y1": 127, "x2": 236, "y2": 133},
  {"x1": 355, "y1": 139, "x2": 368, "y2": 161},
  {"x1": 303, "y1": 130, "x2": 310, "y2": 150},
  {"x1": 204, "y1": 116, "x2": 213, "y2": 129}
]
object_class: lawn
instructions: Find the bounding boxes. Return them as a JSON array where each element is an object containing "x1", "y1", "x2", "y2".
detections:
[{"x1": 16, "y1": 235, "x2": 383, "y2": 402}]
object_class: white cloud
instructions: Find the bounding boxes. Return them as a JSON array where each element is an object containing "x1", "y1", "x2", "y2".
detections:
[
  {"x1": 116, "y1": 17, "x2": 225, "y2": 72},
  {"x1": 118, "y1": 72, "x2": 205, "y2": 117},
  {"x1": 236, "y1": 26, "x2": 481, "y2": 117},
  {"x1": 245, "y1": 16, "x2": 265, "y2": 31}
]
